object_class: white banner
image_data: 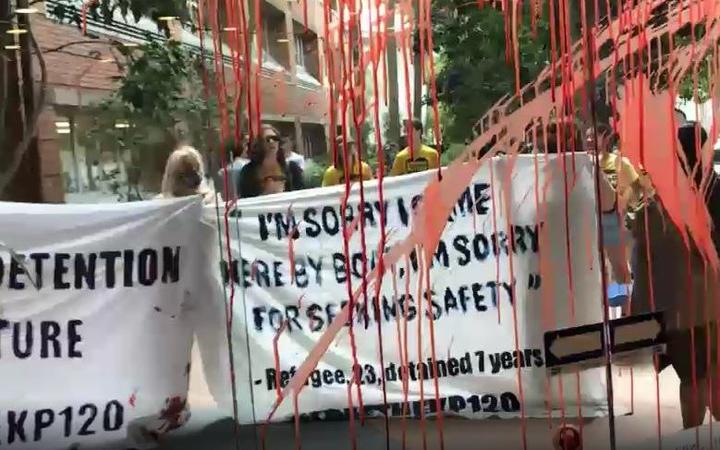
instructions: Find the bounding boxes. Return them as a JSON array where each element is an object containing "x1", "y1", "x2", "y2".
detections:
[
  {"x1": 213, "y1": 154, "x2": 612, "y2": 424},
  {"x1": 0, "y1": 197, "x2": 216, "y2": 450}
]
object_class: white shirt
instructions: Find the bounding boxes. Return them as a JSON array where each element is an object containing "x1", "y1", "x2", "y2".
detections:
[{"x1": 286, "y1": 152, "x2": 305, "y2": 170}]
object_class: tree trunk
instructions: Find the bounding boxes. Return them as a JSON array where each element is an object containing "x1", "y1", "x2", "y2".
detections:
[
  {"x1": 412, "y1": 40, "x2": 422, "y2": 121},
  {"x1": 1, "y1": 0, "x2": 43, "y2": 202},
  {"x1": 385, "y1": 0, "x2": 400, "y2": 145},
  {"x1": 412, "y1": 16, "x2": 422, "y2": 121}
]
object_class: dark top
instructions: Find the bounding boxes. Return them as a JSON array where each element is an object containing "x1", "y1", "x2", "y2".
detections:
[
  {"x1": 237, "y1": 160, "x2": 304, "y2": 198},
  {"x1": 214, "y1": 159, "x2": 249, "y2": 200},
  {"x1": 631, "y1": 198, "x2": 719, "y2": 331}
]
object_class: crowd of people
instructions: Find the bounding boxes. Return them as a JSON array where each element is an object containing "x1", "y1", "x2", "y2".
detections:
[
  {"x1": 193, "y1": 118, "x2": 441, "y2": 200},
  {"x1": 156, "y1": 109, "x2": 720, "y2": 429}
]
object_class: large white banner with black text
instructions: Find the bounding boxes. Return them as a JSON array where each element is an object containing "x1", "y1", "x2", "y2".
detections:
[
  {"x1": 0, "y1": 197, "x2": 215, "y2": 450},
  {"x1": 213, "y1": 154, "x2": 612, "y2": 424}
]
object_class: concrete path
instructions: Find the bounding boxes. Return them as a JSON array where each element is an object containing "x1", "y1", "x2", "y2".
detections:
[{"x1": 151, "y1": 347, "x2": 712, "y2": 450}]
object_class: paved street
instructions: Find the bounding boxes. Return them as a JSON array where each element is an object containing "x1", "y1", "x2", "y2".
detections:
[{"x1": 153, "y1": 348, "x2": 700, "y2": 450}]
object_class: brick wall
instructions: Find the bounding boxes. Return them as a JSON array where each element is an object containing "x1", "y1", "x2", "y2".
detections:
[
  {"x1": 31, "y1": 15, "x2": 121, "y2": 92},
  {"x1": 28, "y1": 14, "x2": 328, "y2": 202}
]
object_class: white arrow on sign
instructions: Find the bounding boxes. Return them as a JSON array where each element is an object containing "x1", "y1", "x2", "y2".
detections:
[
  {"x1": 549, "y1": 331, "x2": 603, "y2": 359},
  {"x1": 613, "y1": 319, "x2": 661, "y2": 348}
]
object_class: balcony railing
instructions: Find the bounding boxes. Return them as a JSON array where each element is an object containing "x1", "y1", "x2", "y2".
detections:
[{"x1": 44, "y1": 0, "x2": 323, "y2": 90}]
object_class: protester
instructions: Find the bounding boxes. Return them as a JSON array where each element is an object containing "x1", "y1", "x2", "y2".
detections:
[
  {"x1": 213, "y1": 136, "x2": 249, "y2": 200},
  {"x1": 545, "y1": 119, "x2": 582, "y2": 153},
  {"x1": 586, "y1": 123, "x2": 643, "y2": 284},
  {"x1": 588, "y1": 124, "x2": 644, "y2": 210},
  {"x1": 632, "y1": 122, "x2": 720, "y2": 429},
  {"x1": 157, "y1": 146, "x2": 214, "y2": 202},
  {"x1": 322, "y1": 135, "x2": 373, "y2": 186},
  {"x1": 675, "y1": 108, "x2": 688, "y2": 127},
  {"x1": 238, "y1": 124, "x2": 304, "y2": 198},
  {"x1": 281, "y1": 135, "x2": 306, "y2": 170},
  {"x1": 390, "y1": 119, "x2": 440, "y2": 175}
]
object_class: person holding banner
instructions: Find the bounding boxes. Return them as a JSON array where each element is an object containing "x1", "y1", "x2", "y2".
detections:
[
  {"x1": 632, "y1": 122, "x2": 720, "y2": 429},
  {"x1": 585, "y1": 124, "x2": 641, "y2": 287},
  {"x1": 322, "y1": 135, "x2": 374, "y2": 186},
  {"x1": 238, "y1": 124, "x2": 305, "y2": 197},
  {"x1": 158, "y1": 146, "x2": 215, "y2": 203}
]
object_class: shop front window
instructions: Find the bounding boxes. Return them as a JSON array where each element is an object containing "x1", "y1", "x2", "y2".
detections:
[{"x1": 57, "y1": 110, "x2": 134, "y2": 202}]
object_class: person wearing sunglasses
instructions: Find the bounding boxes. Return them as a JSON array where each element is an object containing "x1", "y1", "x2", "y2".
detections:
[{"x1": 238, "y1": 124, "x2": 304, "y2": 197}]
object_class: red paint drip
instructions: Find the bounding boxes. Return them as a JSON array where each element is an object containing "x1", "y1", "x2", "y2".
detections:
[
  {"x1": 423, "y1": 256, "x2": 446, "y2": 450},
  {"x1": 402, "y1": 256, "x2": 412, "y2": 450},
  {"x1": 293, "y1": 393, "x2": 302, "y2": 450},
  {"x1": 368, "y1": 0, "x2": 392, "y2": 445},
  {"x1": 399, "y1": 23, "x2": 415, "y2": 159},
  {"x1": 500, "y1": 157, "x2": 528, "y2": 450},
  {"x1": 303, "y1": 0, "x2": 309, "y2": 31},
  {"x1": 489, "y1": 164, "x2": 502, "y2": 324},
  {"x1": 336, "y1": 0, "x2": 366, "y2": 431},
  {"x1": 415, "y1": 253, "x2": 428, "y2": 450},
  {"x1": 273, "y1": 321, "x2": 289, "y2": 401}
]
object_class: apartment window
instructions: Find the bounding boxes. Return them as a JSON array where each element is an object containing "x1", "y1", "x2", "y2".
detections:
[
  {"x1": 247, "y1": 19, "x2": 272, "y2": 62},
  {"x1": 187, "y1": 0, "x2": 199, "y2": 24},
  {"x1": 261, "y1": 20, "x2": 272, "y2": 60},
  {"x1": 292, "y1": 24, "x2": 320, "y2": 80},
  {"x1": 294, "y1": 35, "x2": 305, "y2": 68}
]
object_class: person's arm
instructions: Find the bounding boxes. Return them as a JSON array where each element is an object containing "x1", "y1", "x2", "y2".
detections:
[
  {"x1": 289, "y1": 162, "x2": 305, "y2": 191},
  {"x1": 619, "y1": 158, "x2": 641, "y2": 210},
  {"x1": 237, "y1": 163, "x2": 257, "y2": 198}
]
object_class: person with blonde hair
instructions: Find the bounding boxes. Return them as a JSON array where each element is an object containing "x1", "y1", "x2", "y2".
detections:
[{"x1": 158, "y1": 146, "x2": 214, "y2": 202}]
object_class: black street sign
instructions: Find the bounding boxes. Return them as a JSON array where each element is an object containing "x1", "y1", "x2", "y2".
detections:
[
  {"x1": 544, "y1": 322, "x2": 606, "y2": 373},
  {"x1": 609, "y1": 311, "x2": 666, "y2": 361},
  {"x1": 544, "y1": 311, "x2": 666, "y2": 374}
]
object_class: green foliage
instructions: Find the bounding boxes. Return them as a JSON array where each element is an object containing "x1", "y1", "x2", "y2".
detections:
[
  {"x1": 674, "y1": 26, "x2": 713, "y2": 103},
  {"x1": 79, "y1": 40, "x2": 226, "y2": 187},
  {"x1": 48, "y1": 0, "x2": 189, "y2": 35},
  {"x1": 440, "y1": 143, "x2": 467, "y2": 166},
  {"x1": 678, "y1": 66, "x2": 712, "y2": 103},
  {"x1": 432, "y1": 3, "x2": 551, "y2": 142},
  {"x1": 304, "y1": 155, "x2": 330, "y2": 188},
  {"x1": 115, "y1": 40, "x2": 201, "y2": 120}
]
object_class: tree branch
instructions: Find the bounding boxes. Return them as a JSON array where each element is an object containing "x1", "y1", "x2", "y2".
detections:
[
  {"x1": 42, "y1": 39, "x2": 115, "y2": 54},
  {"x1": 0, "y1": 26, "x2": 48, "y2": 195}
]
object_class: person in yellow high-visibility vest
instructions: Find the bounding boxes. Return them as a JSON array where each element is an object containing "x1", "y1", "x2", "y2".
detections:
[
  {"x1": 389, "y1": 119, "x2": 440, "y2": 176},
  {"x1": 322, "y1": 135, "x2": 373, "y2": 186}
]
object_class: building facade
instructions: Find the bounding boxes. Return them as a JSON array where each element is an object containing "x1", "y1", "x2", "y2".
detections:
[{"x1": 26, "y1": 0, "x2": 332, "y2": 201}]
